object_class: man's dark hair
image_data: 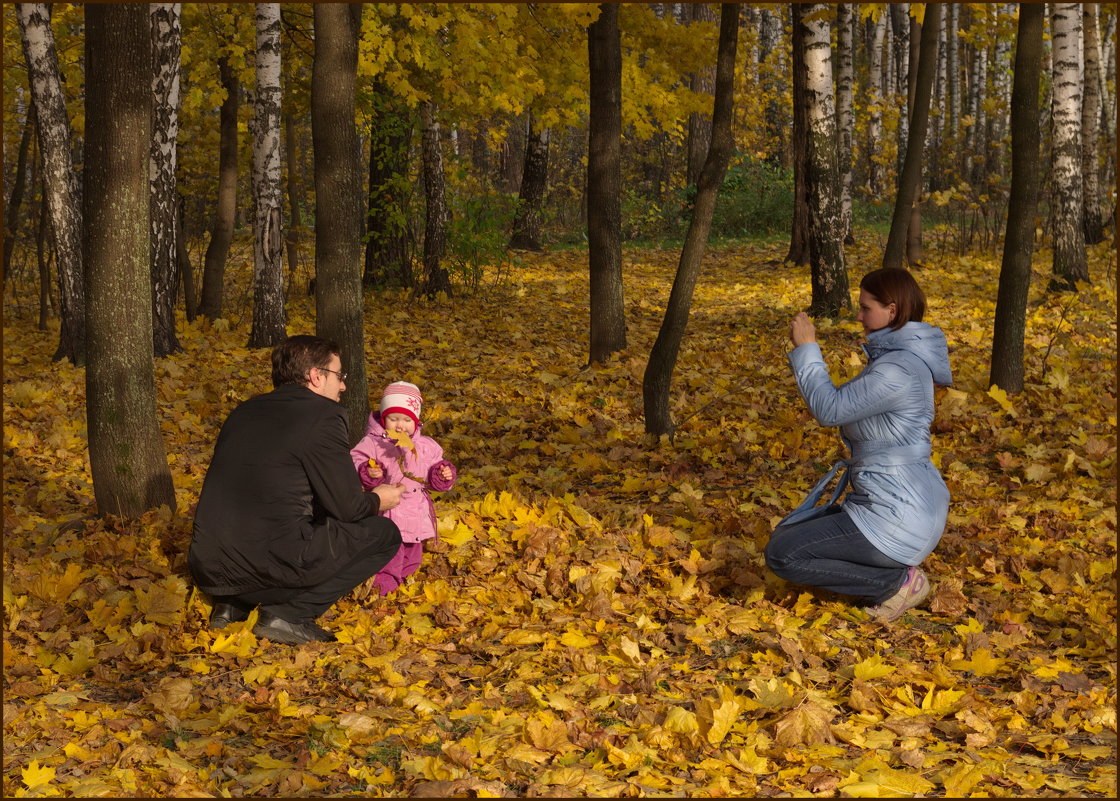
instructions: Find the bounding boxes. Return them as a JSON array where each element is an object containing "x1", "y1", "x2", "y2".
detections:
[
  {"x1": 271, "y1": 335, "x2": 341, "y2": 388},
  {"x1": 860, "y1": 267, "x2": 926, "y2": 330}
]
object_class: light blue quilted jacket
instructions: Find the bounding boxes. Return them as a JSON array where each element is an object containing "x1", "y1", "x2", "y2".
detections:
[{"x1": 784, "y1": 321, "x2": 952, "y2": 565}]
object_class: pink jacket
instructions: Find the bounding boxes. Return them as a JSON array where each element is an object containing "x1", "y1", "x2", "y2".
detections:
[{"x1": 349, "y1": 414, "x2": 457, "y2": 543}]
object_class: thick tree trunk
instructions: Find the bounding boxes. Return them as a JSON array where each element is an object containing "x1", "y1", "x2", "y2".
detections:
[
  {"x1": 643, "y1": 4, "x2": 739, "y2": 437},
  {"x1": 1049, "y1": 3, "x2": 1088, "y2": 289},
  {"x1": 509, "y1": 114, "x2": 550, "y2": 251},
  {"x1": 685, "y1": 2, "x2": 717, "y2": 187},
  {"x1": 17, "y1": 3, "x2": 86, "y2": 364},
  {"x1": 883, "y1": 4, "x2": 941, "y2": 271},
  {"x1": 1081, "y1": 3, "x2": 1105, "y2": 245},
  {"x1": 83, "y1": 4, "x2": 176, "y2": 518},
  {"x1": 803, "y1": 3, "x2": 848, "y2": 316},
  {"x1": 150, "y1": 3, "x2": 182, "y2": 357},
  {"x1": 4, "y1": 110, "x2": 33, "y2": 282},
  {"x1": 785, "y1": 3, "x2": 810, "y2": 267},
  {"x1": 587, "y1": 3, "x2": 626, "y2": 363},
  {"x1": 198, "y1": 56, "x2": 239, "y2": 320},
  {"x1": 419, "y1": 100, "x2": 452, "y2": 297},
  {"x1": 836, "y1": 4, "x2": 854, "y2": 245},
  {"x1": 312, "y1": 2, "x2": 369, "y2": 443},
  {"x1": 248, "y1": 3, "x2": 287, "y2": 349},
  {"x1": 363, "y1": 83, "x2": 413, "y2": 287},
  {"x1": 990, "y1": 4, "x2": 1044, "y2": 394}
]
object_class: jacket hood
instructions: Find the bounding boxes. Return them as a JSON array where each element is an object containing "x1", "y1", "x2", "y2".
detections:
[{"x1": 863, "y1": 321, "x2": 952, "y2": 387}]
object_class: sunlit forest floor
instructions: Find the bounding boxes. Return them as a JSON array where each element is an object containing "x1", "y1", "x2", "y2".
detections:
[{"x1": 4, "y1": 233, "x2": 1117, "y2": 797}]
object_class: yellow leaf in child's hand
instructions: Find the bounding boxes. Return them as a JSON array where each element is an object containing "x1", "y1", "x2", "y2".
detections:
[{"x1": 387, "y1": 429, "x2": 416, "y2": 453}]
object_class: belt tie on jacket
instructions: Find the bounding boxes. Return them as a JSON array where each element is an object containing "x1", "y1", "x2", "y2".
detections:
[{"x1": 777, "y1": 441, "x2": 932, "y2": 528}]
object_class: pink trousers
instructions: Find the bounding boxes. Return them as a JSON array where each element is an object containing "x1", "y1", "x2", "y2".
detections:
[{"x1": 371, "y1": 542, "x2": 424, "y2": 596}]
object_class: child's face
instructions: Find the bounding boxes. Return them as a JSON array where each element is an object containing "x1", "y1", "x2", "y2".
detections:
[{"x1": 383, "y1": 412, "x2": 416, "y2": 436}]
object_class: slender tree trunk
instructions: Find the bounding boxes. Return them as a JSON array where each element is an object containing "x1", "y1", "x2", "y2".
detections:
[
  {"x1": 248, "y1": 3, "x2": 287, "y2": 348},
  {"x1": 17, "y1": 3, "x2": 86, "y2": 364},
  {"x1": 284, "y1": 110, "x2": 303, "y2": 296},
  {"x1": 198, "y1": 56, "x2": 239, "y2": 320},
  {"x1": 867, "y1": 12, "x2": 887, "y2": 197},
  {"x1": 177, "y1": 195, "x2": 197, "y2": 322},
  {"x1": 643, "y1": 5, "x2": 739, "y2": 437},
  {"x1": 4, "y1": 109, "x2": 33, "y2": 282},
  {"x1": 150, "y1": 3, "x2": 182, "y2": 357},
  {"x1": 312, "y1": 2, "x2": 369, "y2": 442},
  {"x1": 883, "y1": 3, "x2": 941, "y2": 271},
  {"x1": 1081, "y1": 3, "x2": 1105, "y2": 245},
  {"x1": 905, "y1": 12, "x2": 924, "y2": 267},
  {"x1": 685, "y1": 2, "x2": 717, "y2": 186},
  {"x1": 36, "y1": 189, "x2": 50, "y2": 330},
  {"x1": 419, "y1": 100, "x2": 452, "y2": 297},
  {"x1": 785, "y1": 3, "x2": 810, "y2": 267},
  {"x1": 84, "y1": 4, "x2": 176, "y2": 518},
  {"x1": 803, "y1": 3, "x2": 848, "y2": 316},
  {"x1": 891, "y1": 4, "x2": 911, "y2": 177},
  {"x1": 363, "y1": 83, "x2": 413, "y2": 287},
  {"x1": 967, "y1": 12, "x2": 988, "y2": 185},
  {"x1": 587, "y1": 3, "x2": 626, "y2": 363},
  {"x1": 947, "y1": 3, "x2": 960, "y2": 157},
  {"x1": 991, "y1": 3, "x2": 1013, "y2": 179},
  {"x1": 990, "y1": 4, "x2": 1044, "y2": 394},
  {"x1": 1049, "y1": 3, "x2": 1088, "y2": 289},
  {"x1": 509, "y1": 114, "x2": 550, "y2": 251},
  {"x1": 836, "y1": 4, "x2": 854, "y2": 245}
]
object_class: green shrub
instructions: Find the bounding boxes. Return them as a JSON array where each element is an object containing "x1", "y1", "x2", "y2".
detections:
[
  {"x1": 446, "y1": 191, "x2": 519, "y2": 292},
  {"x1": 705, "y1": 157, "x2": 795, "y2": 239}
]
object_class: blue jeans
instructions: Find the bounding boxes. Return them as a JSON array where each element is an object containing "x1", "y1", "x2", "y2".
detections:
[{"x1": 765, "y1": 505, "x2": 909, "y2": 604}]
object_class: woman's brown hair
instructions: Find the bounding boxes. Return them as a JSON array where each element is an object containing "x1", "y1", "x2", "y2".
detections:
[{"x1": 859, "y1": 268, "x2": 926, "y2": 330}]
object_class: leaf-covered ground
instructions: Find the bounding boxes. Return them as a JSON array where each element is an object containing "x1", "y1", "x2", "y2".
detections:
[{"x1": 4, "y1": 237, "x2": 1116, "y2": 797}]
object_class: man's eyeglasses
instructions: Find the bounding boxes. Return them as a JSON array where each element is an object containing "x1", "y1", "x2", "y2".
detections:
[{"x1": 317, "y1": 367, "x2": 347, "y2": 382}]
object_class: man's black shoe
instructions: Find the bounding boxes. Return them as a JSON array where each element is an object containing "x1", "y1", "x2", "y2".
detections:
[
  {"x1": 253, "y1": 611, "x2": 336, "y2": 645},
  {"x1": 210, "y1": 602, "x2": 251, "y2": 629}
]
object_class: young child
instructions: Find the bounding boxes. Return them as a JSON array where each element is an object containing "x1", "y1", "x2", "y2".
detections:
[{"x1": 350, "y1": 381, "x2": 457, "y2": 597}]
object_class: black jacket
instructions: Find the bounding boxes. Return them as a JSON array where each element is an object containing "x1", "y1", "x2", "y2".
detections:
[{"x1": 189, "y1": 384, "x2": 383, "y2": 595}]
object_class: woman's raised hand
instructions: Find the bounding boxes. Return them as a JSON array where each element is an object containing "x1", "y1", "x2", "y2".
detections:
[{"x1": 790, "y1": 311, "x2": 817, "y2": 347}]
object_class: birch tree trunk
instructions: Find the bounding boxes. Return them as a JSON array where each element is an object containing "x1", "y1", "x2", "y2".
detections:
[
  {"x1": 836, "y1": 3, "x2": 854, "y2": 245},
  {"x1": 17, "y1": 2, "x2": 85, "y2": 364},
  {"x1": 84, "y1": 3, "x2": 176, "y2": 517},
  {"x1": 248, "y1": 2, "x2": 287, "y2": 348},
  {"x1": 891, "y1": 4, "x2": 910, "y2": 176},
  {"x1": 867, "y1": 12, "x2": 887, "y2": 197},
  {"x1": 946, "y1": 4, "x2": 961, "y2": 179},
  {"x1": 198, "y1": 56, "x2": 239, "y2": 320},
  {"x1": 150, "y1": 3, "x2": 182, "y2": 357},
  {"x1": 643, "y1": 4, "x2": 739, "y2": 437},
  {"x1": 1081, "y1": 3, "x2": 1105, "y2": 245},
  {"x1": 990, "y1": 4, "x2": 1044, "y2": 394},
  {"x1": 883, "y1": 3, "x2": 941, "y2": 271},
  {"x1": 509, "y1": 114, "x2": 550, "y2": 251},
  {"x1": 419, "y1": 100, "x2": 452, "y2": 297},
  {"x1": 285, "y1": 110, "x2": 303, "y2": 294},
  {"x1": 1049, "y1": 3, "x2": 1088, "y2": 289},
  {"x1": 312, "y1": 2, "x2": 369, "y2": 442},
  {"x1": 991, "y1": 3, "x2": 1013, "y2": 179},
  {"x1": 587, "y1": 3, "x2": 626, "y2": 363},
  {"x1": 803, "y1": 3, "x2": 847, "y2": 316},
  {"x1": 967, "y1": 14, "x2": 988, "y2": 185}
]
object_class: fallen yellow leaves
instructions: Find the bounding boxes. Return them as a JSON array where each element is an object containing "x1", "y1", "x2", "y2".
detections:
[{"x1": 3, "y1": 240, "x2": 1116, "y2": 797}]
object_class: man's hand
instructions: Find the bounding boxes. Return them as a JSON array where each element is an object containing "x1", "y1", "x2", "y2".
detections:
[
  {"x1": 790, "y1": 311, "x2": 817, "y2": 347},
  {"x1": 373, "y1": 482, "x2": 405, "y2": 511}
]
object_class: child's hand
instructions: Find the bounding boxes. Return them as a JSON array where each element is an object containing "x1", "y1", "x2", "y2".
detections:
[
  {"x1": 367, "y1": 458, "x2": 384, "y2": 479},
  {"x1": 438, "y1": 464, "x2": 453, "y2": 482}
]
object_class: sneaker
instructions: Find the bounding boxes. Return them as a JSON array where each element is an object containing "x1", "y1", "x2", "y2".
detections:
[
  {"x1": 867, "y1": 566, "x2": 930, "y2": 622},
  {"x1": 253, "y1": 611, "x2": 337, "y2": 645}
]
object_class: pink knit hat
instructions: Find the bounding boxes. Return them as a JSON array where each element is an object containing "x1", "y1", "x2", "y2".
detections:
[{"x1": 379, "y1": 381, "x2": 423, "y2": 427}]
